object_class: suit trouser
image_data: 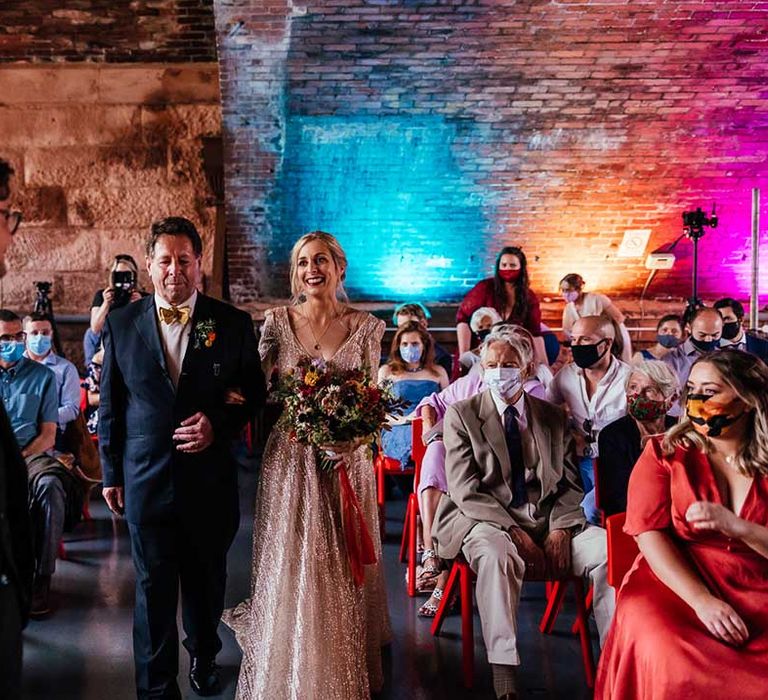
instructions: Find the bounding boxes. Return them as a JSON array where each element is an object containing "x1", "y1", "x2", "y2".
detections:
[
  {"x1": 461, "y1": 523, "x2": 615, "y2": 665},
  {"x1": 0, "y1": 574, "x2": 23, "y2": 699},
  {"x1": 127, "y1": 514, "x2": 237, "y2": 700},
  {"x1": 30, "y1": 474, "x2": 66, "y2": 576}
]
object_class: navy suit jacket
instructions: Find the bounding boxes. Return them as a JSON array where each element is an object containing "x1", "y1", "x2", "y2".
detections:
[{"x1": 98, "y1": 294, "x2": 266, "y2": 525}]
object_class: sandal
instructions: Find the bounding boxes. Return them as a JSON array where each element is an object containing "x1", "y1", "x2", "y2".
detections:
[
  {"x1": 415, "y1": 549, "x2": 441, "y2": 593},
  {"x1": 418, "y1": 586, "x2": 445, "y2": 617}
]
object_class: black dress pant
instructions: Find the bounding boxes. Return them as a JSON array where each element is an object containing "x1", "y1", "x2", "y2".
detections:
[
  {"x1": 127, "y1": 513, "x2": 237, "y2": 700},
  {"x1": 0, "y1": 575, "x2": 23, "y2": 700}
]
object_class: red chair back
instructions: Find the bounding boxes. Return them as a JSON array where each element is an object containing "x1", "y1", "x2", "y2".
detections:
[
  {"x1": 606, "y1": 512, "x2": 639, "y2": 588},
  {"x1": 410, "y1": 417, "x2": 424, "y2": 489},
  {"x1": 80, "y1": 385, "x2": 88, "y2": 413}
]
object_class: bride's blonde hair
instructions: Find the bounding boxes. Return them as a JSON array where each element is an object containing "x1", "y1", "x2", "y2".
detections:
[
  {"x1": 289, "y1": 231, "x2": 349, "y2": 304},
  {"x1": 662, "y1": 350, "x2": 768, "y2": 478}
]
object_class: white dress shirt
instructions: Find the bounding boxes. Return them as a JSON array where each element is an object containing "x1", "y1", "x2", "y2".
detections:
[
  {"x1": 547, "y1": 357, "x2": 631, "y2": 457},
  {"x1": 154, "y1": 291, "x2": 198, "y2": 387}
]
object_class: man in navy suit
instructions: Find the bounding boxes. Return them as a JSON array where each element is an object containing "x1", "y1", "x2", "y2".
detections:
[{"x1": 99, "y1": 217, "x2": 266, "y2": 699}]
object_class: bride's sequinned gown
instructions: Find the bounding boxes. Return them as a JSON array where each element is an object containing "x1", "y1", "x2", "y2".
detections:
[{"x1": 223, "y1": 306, "x2": 391, "y2": 699}]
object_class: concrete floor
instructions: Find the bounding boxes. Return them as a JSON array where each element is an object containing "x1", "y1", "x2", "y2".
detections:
[{"x1": 22, "y1": 454, "x2": 595, "y2": 699}]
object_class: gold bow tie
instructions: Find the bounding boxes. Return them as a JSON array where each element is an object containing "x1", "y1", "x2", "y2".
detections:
[{"x1": 158, "y1": 305, "x2": 191, "y2": 326}]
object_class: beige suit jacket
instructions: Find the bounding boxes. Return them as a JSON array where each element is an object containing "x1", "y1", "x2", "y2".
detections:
[{"x1": 432, "y1": 390, "x2": 586, "y2": 560}]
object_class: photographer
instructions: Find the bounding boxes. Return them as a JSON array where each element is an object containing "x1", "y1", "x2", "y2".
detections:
[{"x1": 84, "y1": 255, "x2": 146, "y2": 365}]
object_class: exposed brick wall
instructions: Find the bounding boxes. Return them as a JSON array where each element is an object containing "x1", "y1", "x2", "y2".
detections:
[
  {"x1": 215, "y1": 0, "x2": 768, "y2": 309},
  {"x1": 0, "y1": 0, "x2": 216, "y2": 63},
  {"x1": 0, "y1": 64, "x2": 222, "y2": 345}
]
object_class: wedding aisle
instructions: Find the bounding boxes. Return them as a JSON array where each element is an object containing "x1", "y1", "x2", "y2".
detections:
[{"x1": 22, "y1": 451, "x2": 592, "y2": 699}]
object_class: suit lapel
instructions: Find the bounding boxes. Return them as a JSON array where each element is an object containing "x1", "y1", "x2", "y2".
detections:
[
  {"x1": 478, "y1": 390, "x2": 512, "y2": 483},
  {"x1": 133, "y1": 297, "x2": 173, "y2": 388},
  {"x1": 527, "y1": 395, "x2": 556, "y2": 500}
]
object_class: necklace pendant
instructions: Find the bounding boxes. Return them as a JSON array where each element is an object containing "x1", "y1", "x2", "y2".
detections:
[{"x1": 314, "y1": 343, "x2": 321, "y2": 351}]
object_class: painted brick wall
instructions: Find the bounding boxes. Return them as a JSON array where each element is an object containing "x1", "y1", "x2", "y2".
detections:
[
  {"x1": 0, "y1": 0, "x2": 216, "y2": 63},
  {"x1": 214, "y1": 0, "x2": 768, "y2": 307}
]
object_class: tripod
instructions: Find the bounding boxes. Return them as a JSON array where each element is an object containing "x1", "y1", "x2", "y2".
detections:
[{"x1": 33, "y1": 282, "x2": 63, "y2": 355}]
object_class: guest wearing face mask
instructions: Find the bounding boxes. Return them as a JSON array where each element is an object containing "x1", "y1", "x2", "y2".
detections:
[
  {"x1": 663, "y1": 307, "x2": 723, "y2": 415},
  {"x1": 432, "y1": 332, "x2": 614, "y2": 700},
  {"x1": 633, "y1": 314, "x2": 684, "y2": 362},
  {"x1": 391, "y1": 302, "x2": 453, "y2": 378},
  {"x1": 548, "y1": 315, "x2": 631, "y2": 524},
  {"x1": 455, "y1": 246, "x2": 547, "y2": 365},
  {"x1": 560, "y1": 273, "x2": 633, "y2": 363},
  {"x1": 379, "y1": 321, "x2": 449, "y2": 469},
  {"x1": 714, "y1": 298, "x2": 747, "y2": 350},
  {"x1": 458, "y1": 306, "x2": 503, "y2": 371},
  {"x1": 597, "y1": 361, "x2": 679, "y2": 517},
  {"x1": 596, "y1": 351, "x2": 768, "y2": 700}
]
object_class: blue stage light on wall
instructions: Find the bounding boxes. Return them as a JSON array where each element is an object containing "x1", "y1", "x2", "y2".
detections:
[{"x1": 267, "y1": 115, "x2": 495, "y2": 301}]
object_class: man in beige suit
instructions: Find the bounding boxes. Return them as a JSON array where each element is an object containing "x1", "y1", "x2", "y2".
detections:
[{"x1": 432, "y1": 328, "x2": 615, "y2": 700}]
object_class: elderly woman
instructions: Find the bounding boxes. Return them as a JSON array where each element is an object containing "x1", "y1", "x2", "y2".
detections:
[
  {"x1": 596, "y1": 360, "x2": 679, "y2": 517},
  {"x1": 596, "y1": 350, "x2": 768, "y2": 699},
  {"x1": 458, "y1": 306, "x2": 503, "y2": 371},
  {"x1": 413, "y1": 324, "x2": 546, "y2": 615}
]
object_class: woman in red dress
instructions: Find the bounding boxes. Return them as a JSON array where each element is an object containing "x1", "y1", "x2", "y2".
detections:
[
  {"x1": 596, "y1": 350, "x2": 768, "y2": 700},
  {"x1": 455, "y1": 246, "x2": 545, "y2": 365}
]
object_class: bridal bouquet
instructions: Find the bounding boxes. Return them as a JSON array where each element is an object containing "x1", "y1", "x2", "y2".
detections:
[
  {"x1": 275, "y1": 357, "x2": 408, "y2": 586},
  {"x1": 276, "y1": 357, "x2": 408, "y2": 472}
]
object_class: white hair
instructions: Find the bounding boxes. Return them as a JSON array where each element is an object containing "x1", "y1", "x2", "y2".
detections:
[
  {"x1": 627, "y1": 359, "x2": 680, "y2": 400},
  {"x1": 469, "y1": 306, "x2": 503, "y2": 333},
  {"x1": 479, "y1": 323, "x2": 534, "y2": 370}
]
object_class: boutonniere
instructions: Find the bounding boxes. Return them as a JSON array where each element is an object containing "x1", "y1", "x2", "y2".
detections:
[{"x1": 193, "y1": 318, "x2": 217, "y2": 349}]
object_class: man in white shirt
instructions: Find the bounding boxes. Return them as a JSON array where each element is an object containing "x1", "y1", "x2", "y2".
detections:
[
  {"x1": 433, "y1": 329, "x2": 613, "y2": 700},
  {"x1": 547, "y1": 315, "x2": 631, "y2": 523}
]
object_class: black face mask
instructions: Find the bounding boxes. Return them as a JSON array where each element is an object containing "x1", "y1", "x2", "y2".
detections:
[
  {"x1": 571, "y1": 339, "x2": 609, "y2": 369},
  {"x1": 476, "y1": 329, "x2": 491, "y2": 341},
  {"x1": 690, "y1": 337, "x2": 719, "y2": 353},
  {"x1": 721, "y1": 322, "x2": 741, "y2": 341}
]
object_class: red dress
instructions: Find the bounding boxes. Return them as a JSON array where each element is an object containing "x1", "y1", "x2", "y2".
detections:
[
  {"x1": 595, "y1": 438, "x2": 768, "y2": 700},
  {"x1": 455, "y1": 277, "x2": 542, "y2": 336}
]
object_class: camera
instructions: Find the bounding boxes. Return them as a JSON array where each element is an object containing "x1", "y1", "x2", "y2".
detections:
[
  {"x1": 34, "y1": 281, "x2": 53, "y2": 315},
  {"x1": 111, "y1": 269, "x2": 136, "y2": 308},
  {"x1": 682, "y1": 205, "x2": 717, "y2": 240}
]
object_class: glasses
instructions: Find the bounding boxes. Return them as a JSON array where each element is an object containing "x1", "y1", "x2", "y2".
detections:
[
  {"x1": 0, "y1": 210, "x2": 22, "y2": 235},
  {"x1": 0, "y1": 332, "x2": 26, "y2": 343}
]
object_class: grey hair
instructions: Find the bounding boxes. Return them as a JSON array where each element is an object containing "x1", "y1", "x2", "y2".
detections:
[
  {"x1": 469, "y1": 306, "x2": 503, "y2": 333},
  {"x1": 627, "y1": 359, "x2": 680, "y2": 400},
  {"x1": 479, "y1": 323, "x2": 534, "y2": 370}
]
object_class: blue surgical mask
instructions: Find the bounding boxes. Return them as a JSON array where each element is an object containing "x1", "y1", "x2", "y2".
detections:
[
  {"x1": 656, "y1": 333, "x2": 680, "y2": 349},
  {"x1": 400, "y1": 344, "x2": 423, "y2": 365},
  {"x1": 0, "y1": 341, "x2": 25, "y2": 364},
  {"x1": 27, "y1": 334, "x2": 52, "y2": 356}
]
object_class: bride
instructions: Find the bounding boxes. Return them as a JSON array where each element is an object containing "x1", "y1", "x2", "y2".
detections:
[{"x1": 223, "y1": 231, "x2": 391, "y2": 699}]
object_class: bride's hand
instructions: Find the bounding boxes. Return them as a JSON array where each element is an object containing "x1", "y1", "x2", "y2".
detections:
[{"x1": 319, "y1": 437, "x2": 368, "y2": 458}]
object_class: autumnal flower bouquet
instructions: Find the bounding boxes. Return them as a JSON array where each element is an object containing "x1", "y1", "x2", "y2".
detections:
[{"x1": 275, "y1": 357, "x2": 408, "y2": 585}]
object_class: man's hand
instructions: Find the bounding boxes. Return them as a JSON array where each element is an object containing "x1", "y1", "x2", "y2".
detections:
[
  {"x1": 543, "y1": 529, "x2": 572, "y2": 579},
  {"x1": 508, "y1": 527, "x2": 547, "y2": 579},
  {"x1": 173, "y1": 412, "x2": 214, "y2": 453},
  {"x1": 686, "y1": 501, "x2": 748, "y2": 540},
  {"x1": 103, "y1": 486, "x2": 125, "y2": 516},
  {"x1": 224, "y1": 387, "x2": 246, "y2": 405}
]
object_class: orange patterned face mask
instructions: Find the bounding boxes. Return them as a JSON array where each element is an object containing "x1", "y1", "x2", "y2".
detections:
[{"x1": 686, "y1": 394, "x2": 747, "y2": 438}]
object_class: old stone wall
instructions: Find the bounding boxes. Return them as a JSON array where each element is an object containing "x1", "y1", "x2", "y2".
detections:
[
  {"x1": 215, "y1": 0, "x2": 768, "y2": 310},
  {"x1": 0, "y1": 64, "x2": 222, "y2": 323}
]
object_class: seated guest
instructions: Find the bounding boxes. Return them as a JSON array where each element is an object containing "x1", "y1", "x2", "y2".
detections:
[
  {"x1": 0, "y1": 310, "x2": 83, "y2": 617},
  {"x1": 415, "y1": 324, "x2": 545, "y2": 615},
  {"x1": 84, "y1": 254, "x2": 146, "y2": 366},
  {"x1": 392, "y1": 301, "x2": 453, "y2": 377},
  {"x1": 459, "y1": 306, "x2": 503, "y2": 371},
  {"x1": 560, "y1": 273, "x2": 633, "y2": 363},
  {"x1": 597, "y1": 360, "x2": 679, "y2": 517},
  {"x1": 714, "y1": 297, "x2": 746, "y2": 350},
  {"x1": 632, "y1": 313, "x2": 683, "y2": 362},
  {"x1": 548, "y1": 315, "x2": 631, "y2": 524},
  {"x1": 82, "y1": 345, "x2": 103, "y2": 436},
  {"x1": 433, "y1": 332, "x2": 615, "y2": 700},
  {"x1": 378, "y1": 321, "x2": 449, "y2": 469},
  {"x1": 662, "y1": 306, "x2": 723, "y2": 415},
  {"x1": 596, "y1": 350, "x2": 768, "y2": 700},
  {"x1": 24, "y1": 312, "x2": 80, "y2": 448}
]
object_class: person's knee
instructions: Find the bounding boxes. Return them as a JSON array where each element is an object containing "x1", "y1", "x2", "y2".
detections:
[
  {"x1": 474, "y1": 530, "x2": 523, "y2": 573},
  {"x1": 34, "y1": 475, "x2": 66, "y2": 505}
]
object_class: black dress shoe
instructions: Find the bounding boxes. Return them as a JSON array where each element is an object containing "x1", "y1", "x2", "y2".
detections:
[{"x1": 189, "y1": 656, "x2": 221, "y2": 697}]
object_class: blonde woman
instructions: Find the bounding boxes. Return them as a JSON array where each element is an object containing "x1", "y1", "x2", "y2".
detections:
[
  {"x1": 223, "y1": 232, "x2": 390, "y2": 700},
  {"x1": 596, "y1": 350, "x2": 768, "y2": 699}
]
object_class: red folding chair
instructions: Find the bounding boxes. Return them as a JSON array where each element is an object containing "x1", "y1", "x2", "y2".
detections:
[
  {"x1": 606, "y1": 512, "x2": 638, "y2": 588},
  {"x1": 398, "y1": 418, "x2": 424, "y2": 597},
  {"x1": 375, "y1": 421, "x2": 416, "y2": 538}
]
